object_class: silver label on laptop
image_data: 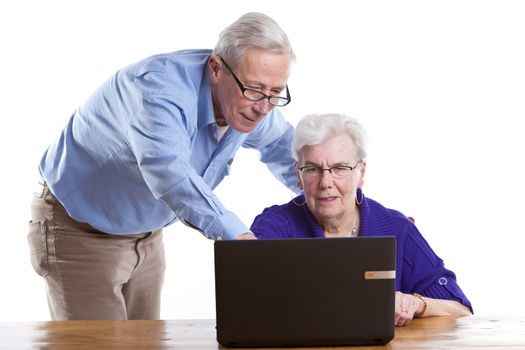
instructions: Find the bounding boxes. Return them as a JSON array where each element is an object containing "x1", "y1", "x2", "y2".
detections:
[{"x1": 364, "y1": 270, "x2": 396, "y2": 280}]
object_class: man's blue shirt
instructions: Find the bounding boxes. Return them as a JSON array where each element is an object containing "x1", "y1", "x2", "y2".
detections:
[{"x1": 40, "y1": 49, "x2": 297, "y2": 240}]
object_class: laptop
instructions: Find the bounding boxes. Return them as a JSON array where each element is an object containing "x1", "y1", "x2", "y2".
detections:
[{"x1": 214, "y1": 236, "x2": 396, "y2": 347}]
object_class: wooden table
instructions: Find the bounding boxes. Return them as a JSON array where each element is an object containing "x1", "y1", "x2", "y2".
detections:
[{"x1": 1, "y1": 316, "x2": 524, "y2": 349}]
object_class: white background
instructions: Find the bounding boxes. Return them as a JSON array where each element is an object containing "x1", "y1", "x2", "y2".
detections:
[{"x1": 1, "y1": 0, "x2": 524, "y2": 321}]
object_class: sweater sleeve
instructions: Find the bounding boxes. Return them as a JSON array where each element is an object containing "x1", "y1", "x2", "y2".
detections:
[
  {"x1": 251, "y1": 206, "x2": 294, "y2": 239},
  {"x1": 398, "y1": 220, "x2": 473, "y2": 313}
]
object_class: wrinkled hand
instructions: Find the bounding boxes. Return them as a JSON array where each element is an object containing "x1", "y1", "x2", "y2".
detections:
[
  {"x1": 235, "y1": 232, "x2": 257, "y2": 240},
  {"x1": 394, "y1": 291, "x2": 422, "y2": 327}
]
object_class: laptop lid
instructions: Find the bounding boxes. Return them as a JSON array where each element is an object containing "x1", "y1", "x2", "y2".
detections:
[{"x1": 214, "y1": 236, "x2": 396, "y2": 347}]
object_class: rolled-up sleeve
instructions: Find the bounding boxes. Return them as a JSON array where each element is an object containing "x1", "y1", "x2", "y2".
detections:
[
  {"x1": 243, "y1": 109, "x2": 299, "y2": 193},
  {"x1": 399, "y1": 223, "x2": 473, "y2": 313}
]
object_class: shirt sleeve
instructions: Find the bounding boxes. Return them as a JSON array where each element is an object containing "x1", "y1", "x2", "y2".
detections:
[
  {"x1": 242, "y1": 109, "x2": 299, "y2": 193},
  {"x1": 127, "y1": 72, "x2": 248, "y2": 241},
  {"x1": 399, "y1": 221, "x2": 473, "y2": 312}
]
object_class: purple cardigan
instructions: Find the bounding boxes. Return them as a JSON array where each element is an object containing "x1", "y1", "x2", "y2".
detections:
[{"x1": 251, "y1": 191, "x2": 472, "y2": 312}]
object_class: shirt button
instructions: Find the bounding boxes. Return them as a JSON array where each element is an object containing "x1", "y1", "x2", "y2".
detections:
[
  {"x1": 438, "y1": 277, "x2": 448, "y2": 285},
  {"x1": 216, "y1": 235, "x2": 223, "y2": 240}
]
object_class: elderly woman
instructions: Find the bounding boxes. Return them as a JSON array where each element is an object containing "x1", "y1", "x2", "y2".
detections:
[{"x1": 251, "y1": 113, "x2": 472, "y2": 327}]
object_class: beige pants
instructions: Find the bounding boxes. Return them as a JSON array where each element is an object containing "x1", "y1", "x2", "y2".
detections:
[{"x1": 28, "y1": 182, "x2": 165, "y2": 320}]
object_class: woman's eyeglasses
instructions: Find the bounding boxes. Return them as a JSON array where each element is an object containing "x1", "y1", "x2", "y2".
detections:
[{"x1": 298, "y1": 160, "x2": 362, "y2": 180}]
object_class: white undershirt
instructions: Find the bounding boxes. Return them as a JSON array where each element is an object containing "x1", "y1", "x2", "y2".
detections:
[{"x1": 217, "y1": 125, "x2": 229, "y2": 141}]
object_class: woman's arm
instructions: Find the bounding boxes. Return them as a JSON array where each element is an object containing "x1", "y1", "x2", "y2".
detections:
[
  {"x1": 395, "y1": 216, "x2": 473, "y2": 326},
  {"x1": 414, "y1": 293, "x2": 472, "y2": 317},
  {"x1": 395, "y1": 291, "x2": 472, "y2": 327}
]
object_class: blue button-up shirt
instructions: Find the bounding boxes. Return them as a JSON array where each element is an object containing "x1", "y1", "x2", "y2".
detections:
[{"x1": 39, "y1": 49, "x2": 298, "y2": 240}]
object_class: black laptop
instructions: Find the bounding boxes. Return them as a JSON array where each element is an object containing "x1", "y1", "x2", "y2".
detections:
[{"x1": 214, "y1": 236, "x2": 396, "y2": 347}]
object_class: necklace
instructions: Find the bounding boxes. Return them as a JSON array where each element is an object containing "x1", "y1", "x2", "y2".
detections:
[
  {"x1": 351, "y1": 211, "x2": 360, "y2": 237},
  {"x1": 323, "y1": 211, "x2": 360, "y2": 238}
]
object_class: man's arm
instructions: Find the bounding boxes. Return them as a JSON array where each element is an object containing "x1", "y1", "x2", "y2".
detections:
[
  {"x1": 128, "y1": 88, "x2": 249, "y2": 240},
  {"x1": 243, "y1": 109, "x2": 299, "y2": 193}
]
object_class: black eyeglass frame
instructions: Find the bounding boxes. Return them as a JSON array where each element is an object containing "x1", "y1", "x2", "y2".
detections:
[
  {"x1": 217, "y1": 56, "x2": 291, "y2": 107},
  {"x1": 298, "y1": 160, "x2": 362, "y2": 178}
]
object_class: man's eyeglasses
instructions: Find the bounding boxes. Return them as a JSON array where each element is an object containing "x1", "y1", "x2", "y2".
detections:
[
  {"x1": 298, "y1": 160, "x2": 362, "y2": 180},
  {"x1": 218, "y1": 56, "x2": 291, "y2": 107}
]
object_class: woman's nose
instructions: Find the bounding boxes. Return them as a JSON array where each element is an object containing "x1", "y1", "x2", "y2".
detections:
[{"x1": 319, "y1": 169, "x2": 335, "y2": 188}]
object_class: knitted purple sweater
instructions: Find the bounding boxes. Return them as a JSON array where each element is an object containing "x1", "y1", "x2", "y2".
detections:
[{"x1": 251, "y1": 190, "x2": 472, "y2": 312}]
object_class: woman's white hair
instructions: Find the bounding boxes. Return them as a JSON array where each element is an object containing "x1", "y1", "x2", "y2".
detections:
[
  {"x1": 293, "y1": 113, "x2": 368, "y2": 162},
  {"x1": 213, "y1": 12, "x2": 295, "y2": 68}
]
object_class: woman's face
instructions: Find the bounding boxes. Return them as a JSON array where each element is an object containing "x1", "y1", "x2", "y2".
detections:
[{"x1": 297, "y1": 133, "x2": 366, "y2": 227}]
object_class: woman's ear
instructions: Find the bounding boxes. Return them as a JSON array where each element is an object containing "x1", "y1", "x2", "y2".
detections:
[
  {"x1": 295, "y1": 162, "x2": 303, "y2": 190},
  {"x1": 358, "y1": 161, "x2": 366, "y2": 188}
]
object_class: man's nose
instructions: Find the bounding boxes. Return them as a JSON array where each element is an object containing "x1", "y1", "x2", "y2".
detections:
[{"x1": 252, "y1": 98, "x2": 273, "y2": 115}]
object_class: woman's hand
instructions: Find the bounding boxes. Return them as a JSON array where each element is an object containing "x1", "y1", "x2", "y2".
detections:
[
  {"x1": 395, "y1": 291, "x2": 472, "y2": 327},
  {"x1": 394, "y1": 291, "x2": 424, "y2": 327}
]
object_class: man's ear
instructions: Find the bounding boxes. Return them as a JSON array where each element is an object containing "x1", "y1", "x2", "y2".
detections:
[{"x1": 208, "y1": 56, "x2": 222, "y2": 83}]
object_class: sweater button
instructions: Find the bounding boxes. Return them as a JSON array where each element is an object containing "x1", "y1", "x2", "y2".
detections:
[{"x1": 438, "y1": 277, "x2": 448, "y2": 285}]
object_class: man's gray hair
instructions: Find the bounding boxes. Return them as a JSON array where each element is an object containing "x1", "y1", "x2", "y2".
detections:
[
  {"x1": 293, "y1": 113, "x2": 368, "y2": 162},
  {"x1": 213, "y1": 12, "x2": 295, "y2": 67}
]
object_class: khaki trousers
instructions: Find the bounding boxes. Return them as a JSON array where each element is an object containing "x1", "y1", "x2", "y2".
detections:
[{"x1": 28, "y1": 182, "x2": 165, "y2": 320}]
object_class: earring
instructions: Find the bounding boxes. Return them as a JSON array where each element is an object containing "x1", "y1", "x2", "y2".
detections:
[
  {"x1": 292, "y1": 193, "x2": 306, "y2": 206},
  {"x1": 355, "y1": 189, "x2": 364, "y2": 205}
]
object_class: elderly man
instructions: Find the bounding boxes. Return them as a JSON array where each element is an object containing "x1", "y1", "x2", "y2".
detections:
[{"x1": 28, "y1": 12, "x2": 297, "y2": 320}]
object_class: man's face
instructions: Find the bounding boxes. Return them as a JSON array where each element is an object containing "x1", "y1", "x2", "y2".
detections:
[{"x1": 209, "y1": 47, "x2": 292, "y2": 133}]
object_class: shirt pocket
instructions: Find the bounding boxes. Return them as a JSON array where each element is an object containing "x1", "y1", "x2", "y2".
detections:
[
  {"x1": 27, "y1": 219, "x2": 49, "y2": 277},
  {"x1": 205, "y1": 157, "x2": 234, "y2": 190},
  {"x1": 222, "y1": 158, "x2": 234, "y2": 177}
]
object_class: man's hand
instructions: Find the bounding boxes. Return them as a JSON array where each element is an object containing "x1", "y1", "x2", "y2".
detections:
[{"x1": 235, "y1": 232, "x2": 257, "y2": 240}]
